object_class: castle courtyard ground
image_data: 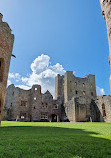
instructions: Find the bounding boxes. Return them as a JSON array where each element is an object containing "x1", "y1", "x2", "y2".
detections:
[{"x1": 0, "y1": 122, "x2": 111, "y2": 158}]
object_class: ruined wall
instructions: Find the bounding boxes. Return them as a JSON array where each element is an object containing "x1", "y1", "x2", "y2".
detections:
[
  {"x1": 99, "y1": 0, "x2": 111, "y2": 90},
  {"x1": 4, "y1": 84, "x2": 61, "y2": 122},
  {"x1": 55, "y1": 74, "x2": 64, "y2": 100},
  {"x1": 64, "y1": 71, "x2": 96, "y2": 103},
  {"x1": 0, "y1": 13, "x2": 14, "y2": 123},
  {"x1": 64, "y1": 98, "x2": 76, "y2": 122},
  {"x1": 14, "y1": 88, "x2": 30, "y2": 121},
  {"x1": 65, "y1": 96, "x2": 93, "y2": 122},
  {"x1": 96, "y1": 95, "x2": 111, "y2": 122},
  {"x1": 30, "y1": 85, "x2": 42, "y2": 121},
  {"x1": 4, "y1": 84, "x2": 30, "y2": 121}
]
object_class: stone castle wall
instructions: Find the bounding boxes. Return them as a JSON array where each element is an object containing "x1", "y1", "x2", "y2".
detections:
[
  {"x1": 63, "y1": 71, "x2": 97, "y2": 103},
  {"x1": 55, "y1": 71, "x2": 98, "y2": 122},
  {"x1": 0, "y1": 13, "x2": 14, "y2": 123},
  {"x1": 4, "y1": 84, "x2": 61, "y2": 122},
  {"x1": 95, "y1": 95, "x2": 111, "y2": 122},
  {"x1": 5, "y1": 72, "x2": 111, "y2": 123},
  {"x1": 99, "y1": 0, "x2": 111, "y2": 90}
]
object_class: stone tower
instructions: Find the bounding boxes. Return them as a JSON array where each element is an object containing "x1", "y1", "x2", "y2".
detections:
[
  {"x1": 99, "y1": 0, "x2": 111, "y2": 91},
  {"x1": 0, "y1": 13, "x2": 14, "y2": 124},
  {"x1": 55, "y1": 74, "x2": 64, "y2": 100}
]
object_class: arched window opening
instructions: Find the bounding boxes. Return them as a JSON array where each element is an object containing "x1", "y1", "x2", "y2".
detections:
[
  {"x1": 83, "y1": 91, "x2": 86, "y2": 96},
  {"x1": 83, "y1": 83, "x2": 85, "y2": 87},
  {"x1": 102, "y1": 104, "x2": 106, "y2": 117},
  {"x1": 75, "y1": 82, "x2": 77, "y2": 86},
  {"x1": 91, "y1": 92, "x2": 94, "y2": 96},
  {"x1": 0, "y1": 58, "x2": 4, "y2": 82}
]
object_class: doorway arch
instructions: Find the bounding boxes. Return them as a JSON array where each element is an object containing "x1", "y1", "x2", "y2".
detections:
[{"x1": 51, "y1": 114, "x2": 57, "y2": 122}]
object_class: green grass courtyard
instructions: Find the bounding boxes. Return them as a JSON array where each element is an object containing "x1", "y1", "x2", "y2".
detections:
[{"x1": 0, "y1": 121, "x2": 111, "y2": 158}]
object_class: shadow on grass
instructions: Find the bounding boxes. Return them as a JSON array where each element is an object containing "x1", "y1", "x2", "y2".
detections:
[{"x1": 0, "y1": 126, "x2": 111, "y2": 158}]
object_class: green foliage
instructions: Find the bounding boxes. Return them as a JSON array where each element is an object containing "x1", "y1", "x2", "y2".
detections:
[{"x1": 0, "y1": 121, "x2": 111, "y2": 158}]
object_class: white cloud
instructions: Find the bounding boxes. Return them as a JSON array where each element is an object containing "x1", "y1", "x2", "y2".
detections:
[
  {"x1": 15, "y1": 85, "x2": 31, "y2": 90},
  {"x1": 31, "y1": 54, "x2": 50, "y2": 74},
  {"x1": 9, "y1": 54, "x2": 65, "y2": 96},
  {"x1": 8, "y1": 54, "x2": 105, "y2": 97},
  {"x1": 9, "y1": 73, "x2": 21, "y2": 80},
  {"x1": 96, "y1": 86, "x2": 105, "y2": 96}
]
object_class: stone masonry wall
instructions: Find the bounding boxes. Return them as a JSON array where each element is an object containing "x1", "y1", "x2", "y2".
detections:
[
  {"x1": 0, "y1": 13, "x2": 14, "y2": 124},
  {"x1": 4, "y1": 84, "x2": 61, "y2": 122},
  {"x1": 99, "y1": 0, "x2": 111, "y2": 90},
  {"x1": 63, "y1": 71, "x2": 96, "y2": 103},
  {"x1": 96, "y1": 95, "x2": 111, "y2": 122}
]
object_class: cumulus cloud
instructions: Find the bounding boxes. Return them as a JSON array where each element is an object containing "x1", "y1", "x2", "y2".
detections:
[
  {"x1": 8, "y1": 54, "x2": 105, "y2": 97},
  {"x1": 96, "y1": 86, "x2": 105, "y2": 96},
  {"x1": 31, "y1": 54, "x2": 50, "y2": 74},
  {"x1": 8, "y1": 54, "x2": 65, "y2": 96},
  {"x1": 15, "y1": 85, "x2": 31, "y2": 90},
  {"x1": 9, "y1": 73, "x2": 21, "y2": 79}
]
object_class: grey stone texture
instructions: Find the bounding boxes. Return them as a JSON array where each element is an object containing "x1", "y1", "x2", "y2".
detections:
[
  {"x1": 0, "y1": 13, "x2": 14, "y2": 124},
  {"x1": 55, "y1": 71, "x2": 98, "y2": 122},
  {"x1": 4, "y1": 84, "x2": 61, "y2": 122},
  {"x1": 95, "y1": 95, "x2": 111, "y2": 122},
  {"x1": 99, "y1": 0, "x2": 111, "y2": 90},
  {"x1": 55, "y1": 71, "x2": 111, "y2": 122}
]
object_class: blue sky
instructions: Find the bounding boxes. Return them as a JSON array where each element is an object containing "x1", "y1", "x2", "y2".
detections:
[{"x1": 0, "y1": 0, "x2": 109, "y2": 96}]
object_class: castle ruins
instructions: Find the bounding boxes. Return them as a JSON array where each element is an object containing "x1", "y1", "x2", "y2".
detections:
[
  {"x1": 2, "y1": 1, "x2": 111, "y2": 122},
  {"x1": 4, "y1": 71, "x2": 111, "y2": 122}
]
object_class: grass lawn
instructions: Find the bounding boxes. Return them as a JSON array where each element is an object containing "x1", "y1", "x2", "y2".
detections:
[{"x1": 0, "y1": 121, "x2": 111, "y2": 158}]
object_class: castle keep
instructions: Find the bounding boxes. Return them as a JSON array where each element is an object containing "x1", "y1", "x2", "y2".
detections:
[
  {"x1": 0, "y1": 13, "x2": 14, "y2": 124},
  {"x1": 55, "y1": 71, "x2": 97, "y2": 122}
]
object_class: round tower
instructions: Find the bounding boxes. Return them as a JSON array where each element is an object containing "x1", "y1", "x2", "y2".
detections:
[
  {"x1": 0, "y1": 13, "x2": 14, "y2": 124},
  {"x1": 99, "y1": 0, "x2": 111, "y2": 92}
]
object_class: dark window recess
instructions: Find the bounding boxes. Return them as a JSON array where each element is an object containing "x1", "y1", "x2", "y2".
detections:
[
  {"x1": 91, "y1": 92, "x2": 93, "y2": 96},
  {"x1": 75, "y1": 90, "x2": 78, "y2": 95},
  {"x1": 11, "y1": 103, "x2": 12, "y2": 107},
  {"x1": 21, "y1": 101, "x2": 27, "y2": 107},
  {"x1": 34, "y1": 107, "x2": 36, "y2": 109},
  {"x1": 102, "y1": 104, "x2": 106, "y2": 117}
]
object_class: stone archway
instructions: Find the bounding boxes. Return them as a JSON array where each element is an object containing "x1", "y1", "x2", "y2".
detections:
[{"x1": 51, "y1": 114, "x2": 57, "y2": 122}]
